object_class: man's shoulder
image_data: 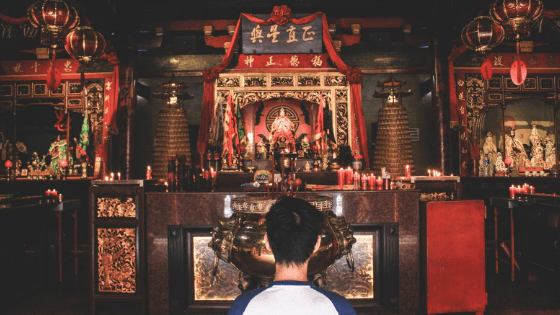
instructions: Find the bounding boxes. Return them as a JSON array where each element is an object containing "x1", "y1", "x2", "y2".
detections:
[
  {"x1": 226, "y1": 286, "x2": 268, "y2": 315},
  {"x1": 310, "y1": 286, "x2": 357, "y2": 315}
]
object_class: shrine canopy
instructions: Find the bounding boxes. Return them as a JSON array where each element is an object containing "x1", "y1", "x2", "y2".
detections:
[{"x1": 197, "y1": 5, "x2": 369, "y2": 167}]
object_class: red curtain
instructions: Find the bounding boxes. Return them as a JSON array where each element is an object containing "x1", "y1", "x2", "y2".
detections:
[{"x1": 197, "y1": 11, "x2": 369, "y2": 167}]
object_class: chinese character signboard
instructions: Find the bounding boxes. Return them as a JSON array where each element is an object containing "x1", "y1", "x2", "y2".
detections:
[{"x1": 242, "y1": 14, "x2": 322, "y2": 54}]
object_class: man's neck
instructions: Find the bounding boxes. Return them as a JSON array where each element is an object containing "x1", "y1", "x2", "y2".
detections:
[{"x1": 273, "y1": 262, "x2": 309, "y2": 282}]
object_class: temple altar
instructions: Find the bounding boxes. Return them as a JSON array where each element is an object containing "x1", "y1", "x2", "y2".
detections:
[{"x1": 145, "y1": 190, "x2": 420, "y2": 314}]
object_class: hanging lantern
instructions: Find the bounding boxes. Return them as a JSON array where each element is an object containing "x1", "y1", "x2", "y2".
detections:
[
  {"x1": 27, "y1": 0, "x2": 79, "y2": 49},
  {"x1": 461, "y1": 16, "x2": 505, "y2": 54},
  {"x1": 462, "y1": 16, "x2": 505, "y2": 81},
  {"x1": 65, "y1": 26, "x2": 106, "y2": 63},
  {"x1": 490, "y1": 0, "x2": 544, "y2": 41}
]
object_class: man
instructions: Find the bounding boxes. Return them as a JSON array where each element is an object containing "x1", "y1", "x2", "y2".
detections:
[{"x1": 227, "y1": 197, "x2": 357, "y2": 315}]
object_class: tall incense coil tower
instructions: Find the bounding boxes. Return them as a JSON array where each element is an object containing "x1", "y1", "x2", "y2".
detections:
[
  {"x1": 372, "y1": 76, "x2": 415, "y2": 177},
  {"x1": 152, "y1": 76, "x2": 193, "y2": 179}
]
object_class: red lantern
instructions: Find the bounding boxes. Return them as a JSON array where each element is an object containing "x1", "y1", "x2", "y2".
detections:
[
  {"x1": 462, "y1": 16, "x2": 504, "y2": 80},
  {"x1": 491, "y1": 0, "x2": 544, "y2": 41},
  {"x1": 4, "y1": 160, "x2": 12, "y2": 168},
  {"x1": 65, "y1": 26, "x2": 106, "y2": 63},
  {"x1": 461, "y1": 16, "x2": 505, "y2": 55},
  {"x1": 27, "y1": 0, "x2": 79, "y2": 49}
]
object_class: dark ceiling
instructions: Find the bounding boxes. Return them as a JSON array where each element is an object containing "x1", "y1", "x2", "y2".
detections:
[{"x1": 2, "y1": 0, "x2": 560, "y2": 58}]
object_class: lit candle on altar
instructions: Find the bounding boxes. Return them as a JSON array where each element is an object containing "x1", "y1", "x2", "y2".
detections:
[
  {"x1": 530, "y1": 186, "x2": 535, "y2": 194},
  {"x1": 404, "y1": 165, "x2": 411, "y2": 178},
  {"x1": 146, "y1": 166, "x2": 152, "y2": 180},
  {"x1": 376, "y1": 176, "x2": 383, "y2": 190},
  {"x1": 428, "y1": 169, "x2": 431, "y2": 177},
  {"x1": 361, "y1": 174, "x2": 368, "y2": 190},
  {"x1": 337, "y1": 168, "x2": 345, "y2": 186},
  {"x1": 164, "y1": 181, "x2": 168, "y2": 192},
  {"x1": 345, "y1": 167, "x2": 353, "y2": 185},
  {"x1": 210, "y1": 167, "x2": 216, "y2": 178},
  {"x1": 509, "y1": 185, "x2": 515, "y2": 198},
  {"x1": 52, "y1": 189, "x2": 57, "y2": 196},
  {"x1": 367, "y1": 174, "x2": 375, "y2": 190},
  {"x1": 110, "y1": 172, "x2": 114, "y2": 181},
  {"x1": 117, "y1": 172, "x2": 121, "y2": 181},
  {"x1": 104, "y1": 176, "x2": 109, "y2": 181}
]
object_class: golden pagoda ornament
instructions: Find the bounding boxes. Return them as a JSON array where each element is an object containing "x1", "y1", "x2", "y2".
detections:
[
  {"x1": 152, "y1": 75, "x2": 194, "y2": 179},
  {"x1": 372, "y1": 76, "x2": 414, "y2": 177}
]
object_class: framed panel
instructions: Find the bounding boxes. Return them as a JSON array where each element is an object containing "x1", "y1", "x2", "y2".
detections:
[
  {"x1": 522, "y1": 77, "x2": 537, "y2": 90},
  {"x1": 488, "y1": 93, "x2": 503, "y2": 102},
  {"x1": 16, "y1": 84, "x2": 31, "y2": 96},
  {"x1": 539, "y1": 77, "x2": 554, "y2": 90},
  {"x1": 68, "y1": 98, "x2": 82, "y2": 108},
  {"x1": 505, "y1": 78, "x2": 520, "y2": 90},
  {"x1": 0, "y1": 84, "x2": 13, "y2": 96},
  {"x1": 0, "y1": 100, "x2": 12, "y2": 109},
  {"x1": 487, "y1": 78, "x2": 502, "y2": 90},
  {"x1": 68, "y1": 82, "x2": 82, "y2": 95},
  {"x1": 50, "y1": 82, "x2": 65, "y2": 96},
  {"x1": 33, "y1": 83, "x2": 47, "y2": 96}
]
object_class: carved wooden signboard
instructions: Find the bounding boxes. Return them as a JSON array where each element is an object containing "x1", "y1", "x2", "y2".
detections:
[{"x1": 242, "y1": 14, "x2": 322, "y2": 55}]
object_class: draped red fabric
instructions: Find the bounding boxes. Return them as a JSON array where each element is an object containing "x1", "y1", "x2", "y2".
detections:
[
  {"x1": 0, "y1": 13, "x2": 28, "y2": 25},
  {"x1": 542, "y1": 9, "x2": 560, "y2": 20},
  {"x1": 198, "y1": 10, "x2": 369, "y2": 167}
]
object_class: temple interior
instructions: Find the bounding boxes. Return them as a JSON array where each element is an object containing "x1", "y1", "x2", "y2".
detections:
[{"x1": 1, "y1": 0, "x2": 560, "y2": 314}]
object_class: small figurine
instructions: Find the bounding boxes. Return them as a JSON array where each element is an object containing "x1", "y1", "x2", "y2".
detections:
[
  {"x1": 256, "y1": 139, "x2": 268, "y2": 160},
  {"x1": 495, "y1": 152, "x2": 507, "y2": 173},
  {"x1": 530, "y1": 138, "x2": 545, "y2": 167},
  {"x1": 544, "y1": 133, "x2": 556, "y2": 168},
  {"x1": 482, "y1": 132, "x2": 497, "y2": 176}
]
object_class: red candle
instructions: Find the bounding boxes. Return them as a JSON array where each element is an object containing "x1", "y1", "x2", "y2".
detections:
[
  {"x1": 404, "y1": 165, "x2": 411, "y2": 178},
  {"x1": 345, "y1": 167, "x2": 353, "y2": 185},
  {"x1": 367, "y1": 174, "x2": 375, "y2": 190},
  {"x1": 509, "y1": 185, "x2": 515, "y2": 199},
  {"x1": 522, "y1": 183, "x2": 529, "y2": 193},
  {"x1": 376, "y1": 176, "x2": 383, "y2": 190},
  {"x1": 337, "y1": 168, "x2": 345, "y2": 186},
  {"x1": 146, "y1": 166, "x2": 152, "y2": 180},
  {"x1": 361, "y1": 174, "x2": 368, "y2": 190},
  {"x1": 530, "y1": 186, "x2": 535, "y2": 194}
]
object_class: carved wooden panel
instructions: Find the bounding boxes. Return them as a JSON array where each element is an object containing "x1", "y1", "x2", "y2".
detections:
[
  {"x1": 96, "y1": 197, "x2": 137, "y2": 218},
  {"x1": 217, "y1": 77, "x2": 240, "y2": 87},
  {"x1": 271, "y1": 76, "x2": 294, "y2": 86},
  {"x1": 97, "y1": 228, "x2": 137, "y2": 293}
]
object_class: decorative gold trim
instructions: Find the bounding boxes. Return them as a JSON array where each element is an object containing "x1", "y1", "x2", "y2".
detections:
[
  {"x1": 236, "y1": 90, "x2": 331, "y2": 108},
  {"x1": 217, "y1": 77, "x2": 240, "y2": 87},
  {"x1": 271, "y1": 76, "x2": 294, "y2": 86},
  {"x1": 297, "y1": 76, "x2": 320, "y2": 86},
  {"x1": 325, "y1": 76, "x2": 347, "y2": 86}
]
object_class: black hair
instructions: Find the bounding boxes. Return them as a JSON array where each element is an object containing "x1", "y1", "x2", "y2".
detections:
[{"x1": 265, "y1": 197, "x2": 324, "y2": 266}]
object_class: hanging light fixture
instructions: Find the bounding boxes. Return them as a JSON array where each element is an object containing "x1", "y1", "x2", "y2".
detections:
[
  {"x1": 461, "y1": 16, "x2": 505, "y2": 80},
  {"x1": 491, "y1": 0, "x2": 544, "y2": 85},
  {"x1": 490, "y1": 0, "x2": 544, "y2": 41},
  {"x1": 65, "y1": 26, "x2": 106, "y2": 64},
  {"x1": 27, "y1": 0, "x2": 80, "y2": 49}
]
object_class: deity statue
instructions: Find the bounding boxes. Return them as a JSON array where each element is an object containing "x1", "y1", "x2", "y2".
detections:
[
  {"x1": 269, "y1": 108, "x2": 296, "y2": 152},
  {"x1": 505, "y1": 128, "x2": 529, "y2": 169},
  {"x1": 256, "y1": 139, "x2": 268, "y2": 160},
  {"x1": 530, "y1": 138, "x2": 544, "y2": 167},
  {"x1": 544, "y1": 133, "x2": 556, "y2": 168},
  {"x1": 300, "y1": 135, "x2": 310, "y2": 158},
  {"x1": 48, "y1": 135, "x2": 72, "y2": 173},
  {"x1": 495, "y1": 152, "x2": 507, "y2": 173},
  {"x1": 482, "y1": 132, "x2": 497, "y2": 176}
]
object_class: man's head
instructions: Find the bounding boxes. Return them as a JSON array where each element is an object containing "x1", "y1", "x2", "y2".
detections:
[{"x1": 265, "y1": 197, "x2": 323, "y2": 266}]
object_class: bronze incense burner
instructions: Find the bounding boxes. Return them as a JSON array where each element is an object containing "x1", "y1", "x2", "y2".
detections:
[{"x1": 209, "y1": 195, "x2": 355, "y2": 290}]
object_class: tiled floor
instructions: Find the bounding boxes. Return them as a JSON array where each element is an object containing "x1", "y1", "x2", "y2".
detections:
[{"x1": 3, "y1": 249, "x2": 560, "y2": 315}]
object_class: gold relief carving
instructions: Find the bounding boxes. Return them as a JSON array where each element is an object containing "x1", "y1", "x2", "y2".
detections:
[
  {"x1": 297, "y1": 76, "x2": 320, "y2": 86},
  {"x1": 86, "y1": 82, "x2": 105, "y2": 151},
  {"x1": 244, "y1": 77, "x2": 267, "y2": 87},
  {"x1": 336, "y1": 102, "x2": 348, "y2": 145},
  {"x1": 236, "y1": 91, "x2": 331, "y2": 108},
  {"x1": 271, "y1": 76, "x2": 294, "y2": 86},
  {"x1": 325, "y1": 234, "x2": 374, "y2": 299},
  {"x1": 96, "y1": 197, "x2": 136, "y2": 218},
  {"x1": 97, "y1": 228, "x2": 136, "y2": 293},
  {"x1": 336, "y1": 90, "x2": 348, "y2": 103},
  {"x1": 325, "y1": 76, "x2": 347, "y2": 86},
  {"x1": 466, "y1": 76, "x2": 485, "y2": 110},
  {"x1": 194, "y1": 236, "x2": 239, "y2": 301},
  {"x1": 466, "y1": 75, "x2": 486, "y2": 145},
  {"x1": 217, "y1": 77, "x2": 240, "y2": 87}
]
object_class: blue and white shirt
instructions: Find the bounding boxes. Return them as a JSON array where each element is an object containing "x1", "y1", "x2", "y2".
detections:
[{"x1": 227, "y1": 280, "x2": 357, "y2": 315}]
